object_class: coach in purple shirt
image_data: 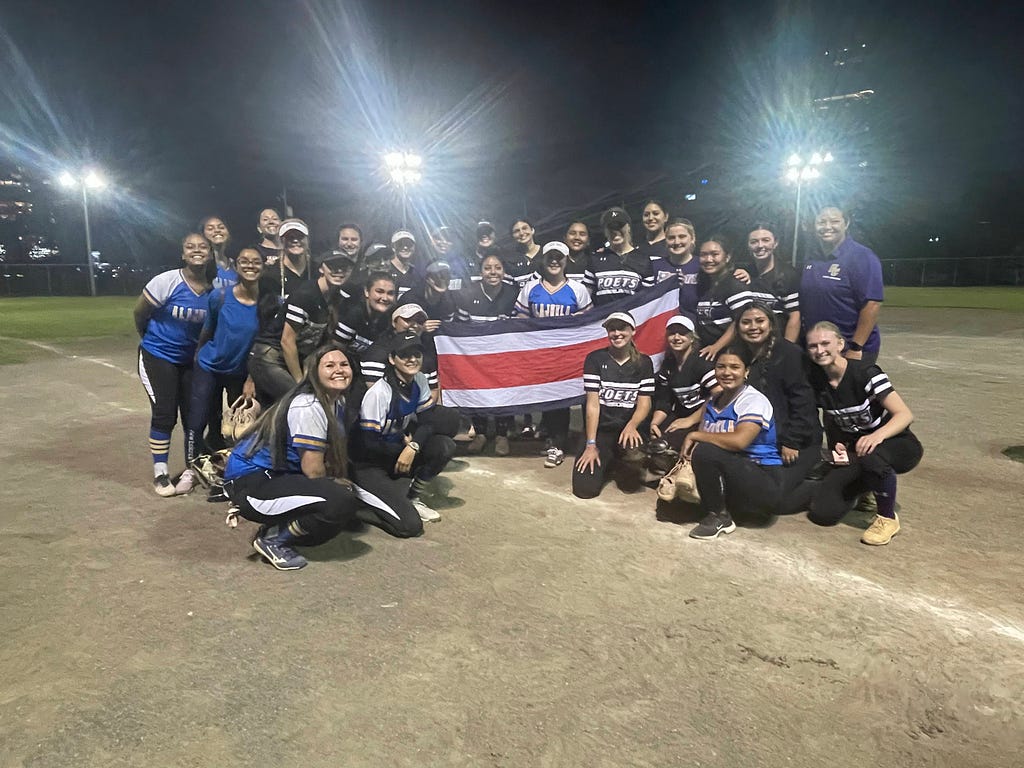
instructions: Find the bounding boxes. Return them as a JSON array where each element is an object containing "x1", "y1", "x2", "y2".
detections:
[{"x1": 799, "y1": 206, "x2": 884, "y2": 363}]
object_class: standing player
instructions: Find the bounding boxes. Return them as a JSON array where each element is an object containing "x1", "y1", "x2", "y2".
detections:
[
  {"x1": 650, "y1": 218, "x2": 700, "y2": 318},
  {"x1": 736, "y1": 223, "x2": 801, "y2": 342},
  {"x1": 694, "y1": 234, "x2": 752, "y2": 360},
  {"x1": 514, "y1": 241, "x2": 593, "y2": 468},
  {"x1": 133, "y1": 233, "x2": 213, "y2": 495},
  {"x1": 585, "y1": 207, "x2": 654, "y2": 305},
  {"x1": 564, "y1": 219, "x2": 591, "y2": 283}
]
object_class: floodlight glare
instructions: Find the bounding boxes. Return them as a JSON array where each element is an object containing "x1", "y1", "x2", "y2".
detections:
[
  {"x1": 785, "y1": 168, "x2": 800, "y2": 182},
  {"x1": 787, "y1": 153, "x2": 802, "y2": 167},
  {"x1": 823, "y1": 152, "x2": 834, "y2": 162},
  {"x1": 384, "y1": 152, "x2": 404, "y2": 169},
  {"x1": 810, "y1": 152, "x2": 823, "y2": 165},
  {"x1": 59, "y1": 171, "x2": 76, "y2": 188},
  {"x1": 404, "y1": 153, "x2": 422, "y2": 169},
  {"x1": 83, "y1": 170, "x2": 106, "y2": 189}
]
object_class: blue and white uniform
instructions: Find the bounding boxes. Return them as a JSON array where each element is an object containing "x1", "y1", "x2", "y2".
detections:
[
  {"x1": 514, "y1": 278, "x2": 592, "y2": 318},
  {"x1": 701, "y1": 386, "x2": 782, "y2": 466}
]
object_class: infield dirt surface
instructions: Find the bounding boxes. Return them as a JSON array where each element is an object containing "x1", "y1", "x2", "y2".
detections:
[{"x1": 2, "y1": 306, "x2": 1023, "y2": 767}]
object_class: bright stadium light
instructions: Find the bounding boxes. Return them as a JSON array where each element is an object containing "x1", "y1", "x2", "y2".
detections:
[
  {"x1": 57, "y1": 168, "x2": 110, "y2": 297},
  {"x1": 383, "y1": 150, "x2": 424, "y2": 227},
  {"x1": 783, "y1": 150, "x2": 833, "y2": 267}
]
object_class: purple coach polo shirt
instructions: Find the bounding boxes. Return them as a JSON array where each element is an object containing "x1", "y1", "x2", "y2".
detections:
[{"x1": 799, "y1": 237, "x2": 884, "y2": 354}]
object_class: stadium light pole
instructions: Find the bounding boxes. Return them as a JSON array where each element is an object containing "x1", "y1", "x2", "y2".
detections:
[
  {"x1": 59, "y1": 168, "x2": 108, "y2": 297},
  {"x1": 384, "y1": 151, "x2": 422, "y2": 228},
  {"x1": 784, "y1": 151, "x2": 833, "y2": 267}
]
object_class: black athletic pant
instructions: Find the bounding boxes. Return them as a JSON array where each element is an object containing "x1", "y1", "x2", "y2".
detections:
[
  {"x1": 248, "y1": 342, "x2": 295, "y2": 407},
  {"x1": 777, "y1": 444, "x2": 822, "y2": 515},
  {"x1": 541, "y1": 408, "x2": 571, "y2": 451},
  {"x1": 571, "y1": 428, "x2": 645, "y2": 499},
  {"x1": 138, "y1": 346, "x2": 193, "y2": 461},
  {"x1": 349, "y1": 433, "x2": 455, "y2": 537},
  {"x1": 185, "y1": 367, "x2": 245, "y2": 463},
  {"x1": 805, "y1": 431, "x2": 922, "y2": 526},
  {"x1": 471, "y1": 415, "x2": 513, "y2": 437},
  {"x1": 225, "y1": 471, "x2": 361, "y2": 546},
  {"x1": 690, "y1": 443, "x2": 783, "y2": 517}
]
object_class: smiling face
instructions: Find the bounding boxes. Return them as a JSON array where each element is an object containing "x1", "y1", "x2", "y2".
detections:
[
  {"x1": 815, "y1": 207, "x2": 849, "y2": 251},
  {"x1": 511, "y1": 220, "x2": 535, "y2": 246},
  {"x1": 748, "y1": 228, "x2": 777, "y2": 263},
  {"x1": 389, "y1": 347, "x2": 424, "y2": 381},
  {"x1": 714, "y1": 353, "x2": 748, "y2": 394},
  {"x1": 605, "y1": 222, "x2": 631, "y2": 249},
  {"x1": 565, "y1": 222, "x2": 589, "y2": 254},
  {"x1": 542, "y1": 253, "x2": 566, "y2": 281},
  {"x1": 320, "y1": 260, "x2": 352, "y2": 288},
  {"x1": 257, "y1": 209, "x2": 280, "y2": 237},
  {"x1": 282, "y1": 230, "x2": 307, "y2": 260},
  {"x1": 666, "y1": 325, "x2": 694, "y2": 355},
  {"x1": 393, "y1": 313, "x2": 426, "y2": 333},
  {"x1": 393, "y1": 239, "x2": 415, "y2": 263},
  {"x1": 605, "y1": 320, "x2": 634, "y2": 350},
  {"x1": 480, "y1": 255, "x2": 504, "y2": 287},
  {"x1": 365, "y1": 278, "x2": 396, "y2": 315},
  {"x1": 318, "y1": 349, "x2": 353, "y2": 397},
  {"x1": 203, "y1": 218, "x2": 229, "y2": 247},
  {"x1": 666, "y1": 223, "x2": 694, "y2": 258},
  {"x1": 431, "y1": 229, "x2": 452, "y2": 254},
  {"x1": 181, "y1": 234, "x2": 212, "y2": 267},
  {"x1": 235, "y1": 248, "x2": 263, "y2": 282},
  {"x1": 642, "y1": 203, "x2": 668, "y2": 236},
  {"x1": 737, "y1": 306, "x2": 772, "y2": 347},
  {"x1": 478, "y1": 229, "x2": 496, "y2": 249},
  {"x1": 337, "y1": 227, "x2": 361, "y2": 258},
  {"x1": 699, "y1": 240, "x2": 730, "y2": 275},
  {"x1": 806, "y1": 327, "x2": 845, "y2": 367}
]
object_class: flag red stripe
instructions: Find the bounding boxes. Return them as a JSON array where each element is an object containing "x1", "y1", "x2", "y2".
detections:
[{"x1": 438, "y1": 308, "x2": 676, "y2": 391}]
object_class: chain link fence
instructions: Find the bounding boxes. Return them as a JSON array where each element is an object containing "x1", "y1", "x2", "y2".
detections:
[
  {"x1": 0, "y1": 263, "x2": 154, "y2": 296},
  {"x1": 879, "y1": 257, "x2": 1024, "y2": 287}
]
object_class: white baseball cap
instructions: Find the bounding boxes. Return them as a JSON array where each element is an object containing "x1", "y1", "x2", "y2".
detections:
[{"x1": 602, "y1": 311, "x2": 636, "y2": 330}]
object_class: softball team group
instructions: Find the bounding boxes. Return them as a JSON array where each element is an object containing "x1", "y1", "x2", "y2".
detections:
[{"x1": 133, "y1": 201, "x2": 922, "y2": 571}]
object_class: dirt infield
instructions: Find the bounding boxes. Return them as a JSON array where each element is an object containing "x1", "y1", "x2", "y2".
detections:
[{"x1": 2, "y1": 307, "x2": 1023, "y2": 768}]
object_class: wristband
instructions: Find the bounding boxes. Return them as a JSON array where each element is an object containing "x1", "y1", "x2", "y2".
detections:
[
  {"x1": 586, "y1": 439, "x2": 596, "y2": 446},
  {"x1": 847, "y1": 340, "x2": 863, "y2": 352}
]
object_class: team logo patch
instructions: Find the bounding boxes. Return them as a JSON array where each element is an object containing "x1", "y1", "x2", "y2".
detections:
[{"x1": 827, "y1": 264, "x2": 842, "y2": 278}]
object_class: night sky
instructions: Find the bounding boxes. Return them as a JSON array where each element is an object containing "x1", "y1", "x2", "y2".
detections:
[{"x1": 1, "y1": 0, "x2": 1021, "y2": 264}]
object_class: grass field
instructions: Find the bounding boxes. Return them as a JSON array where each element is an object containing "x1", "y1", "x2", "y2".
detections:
[
  {"x1": 0, "y1": 296, "x2": 136, "y2": 364},
  {"x1": 0, "y1": 287, "x2": 1020, "y2": 365}
]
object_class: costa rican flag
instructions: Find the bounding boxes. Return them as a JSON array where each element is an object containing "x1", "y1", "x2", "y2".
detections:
[{"x1": 435, "y1": 279, "x2": 680, "y2": 416}]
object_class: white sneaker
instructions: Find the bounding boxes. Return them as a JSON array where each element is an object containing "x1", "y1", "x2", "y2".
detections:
[
  {"x1": 411, "y1": 497, "x2": 441, "y2": 523},
  {"x1": 544, "y1": 447, "x2": 565, "y2": 468},
  {"x1": 174, "y1": 469, "x2": 196, "y2": 495}
]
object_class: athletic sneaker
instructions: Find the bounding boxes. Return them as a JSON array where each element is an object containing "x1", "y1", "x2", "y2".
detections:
[
  {"x1": 467, "y1": 434, "x2": 487, "y2": 454},
  {"x1": 154, "y1": 474, "x2": 176, "y2": 497},
  {"x1": 494, "y1": 435, "x2": 511, "y2": 456},
  {"x1": 252, "y1": 529, "x2": 308, "y2": 570},
  {"x1": 411, "y1": 497, "x2": 441, "y2": 523},
  {"x1": 689, "y1": 511, "x2": 737, "y2": 540},
  {"x1": 544, "y1": 447, "x2": 565, "y2": 468},
  {"x1": 174, "y1": 469, "x2": 196, "y2": 495},
  {"x1": 861, "y1": 514, "x2": 900, "y2": 546}
]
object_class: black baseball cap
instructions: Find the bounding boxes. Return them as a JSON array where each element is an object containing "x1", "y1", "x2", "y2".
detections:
[
  {"x1": 389, "y1": 330, "x2": 424, "y2": 356},
  {"x1": 601, "y1": 207, "x2": 631, "y2": 231}
]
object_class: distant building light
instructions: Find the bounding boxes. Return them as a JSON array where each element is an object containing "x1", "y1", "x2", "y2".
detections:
[
  {"x1": 700, "y1": 178, "x2": 709, "y2": 185},
  {"x1": 858, "y1": 161, "x2": 869, "y2": 168},
  {"x1": 684, "y1": 194, "x2": 697, "y2": 201}
]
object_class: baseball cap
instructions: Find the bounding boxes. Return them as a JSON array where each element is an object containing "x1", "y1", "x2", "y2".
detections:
[
  {"x1": 426, "y1": 259, "x2": 451, "y2": 275},
  {"x1": 393, "y1": 303, "x2": 428, "y2": 321},
  {"x1": 542, "y1": 241, "x2": 570, "y2": 259},
  {"x1": 316, "y1": 249, "x2": 356, "y2": 268},
  {"x1": 600, "y1": 207, "x2": 631, "y2": 231},
  {"x1": 476, "y1": 221, "x2": 496, "y2": 239},
  {"x1": 602, "y1": 311, "x2": 636, "y2": 330},
  {"x1": 665, "y1": 314, "x2": 695, "y2": 333},
  {"x1": 363, "y1": 243, "x2": 389, "y2": 260},
  {"x1": 391, "y1": 230, "x2": 416, "y2": 245},
  {"x1": 388, "y1": 329, "x2": 424, "y2": 356},
  {"x1": 279, "y1": 218, "x2": 309, "y2": 238}
]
